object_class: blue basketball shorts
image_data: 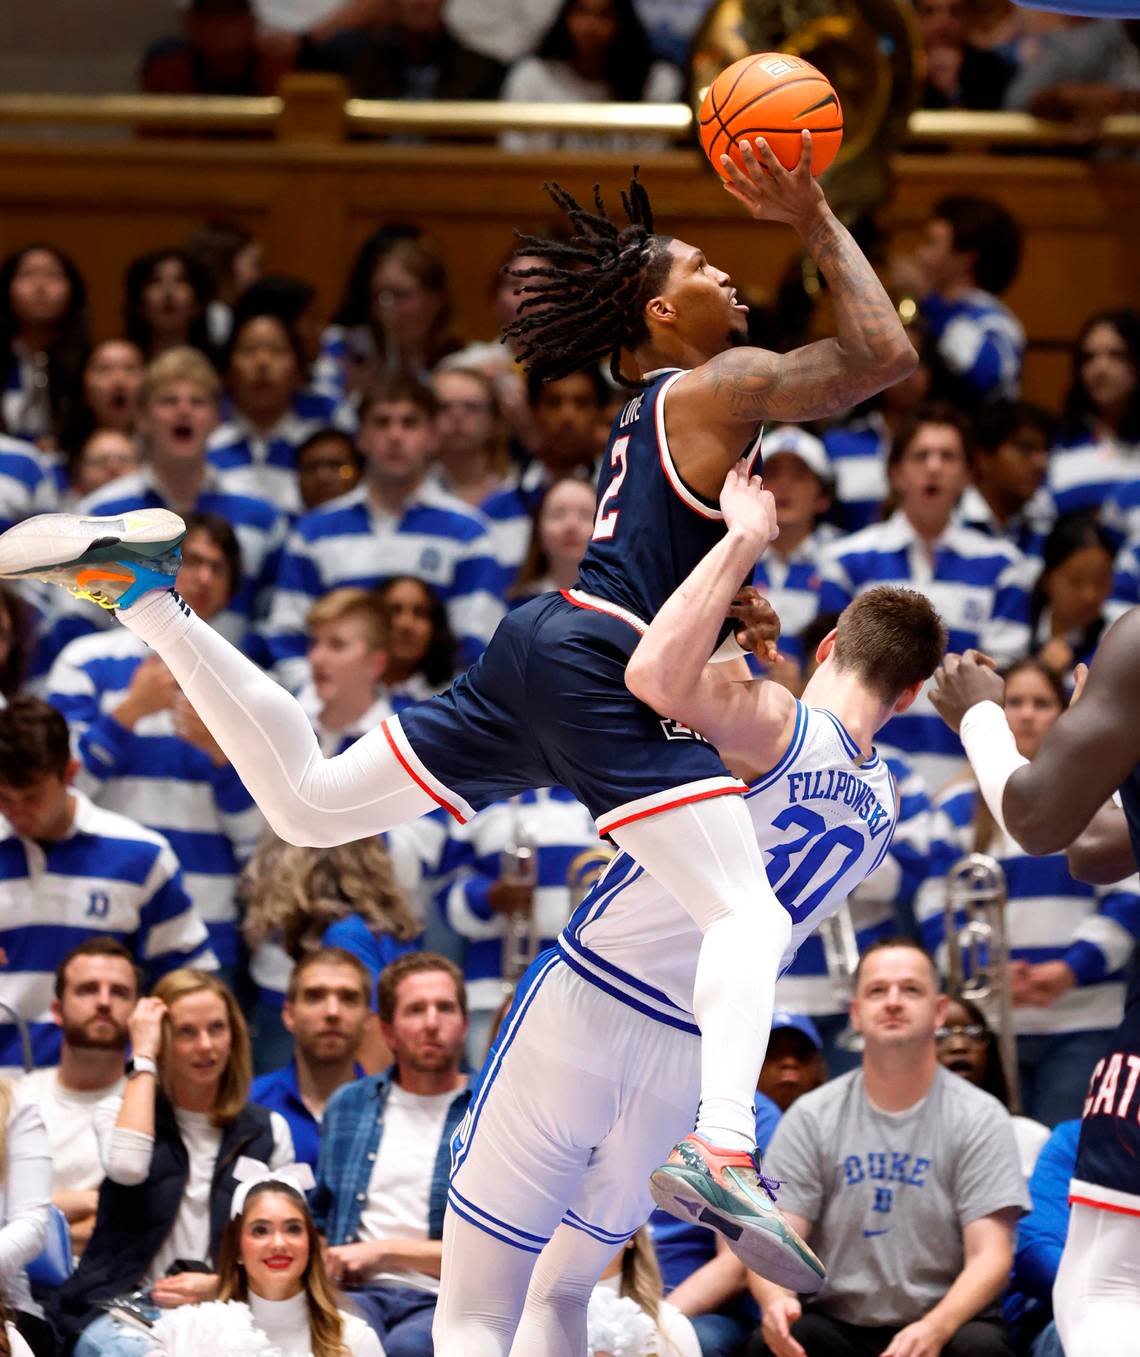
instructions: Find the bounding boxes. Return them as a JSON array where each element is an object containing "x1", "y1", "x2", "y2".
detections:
[{"x1": 390, "y1": 590, "x2": 745, "y2": 835}]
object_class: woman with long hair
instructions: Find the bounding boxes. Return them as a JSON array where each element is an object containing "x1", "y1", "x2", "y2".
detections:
[
  {"x1": 500, "y1": 0, "x2": 682, "y2": 152},
  {"x1": 147, "y1": 1168, "x2": 382, "y2": 1356},
  {"x1": 363, "y1": 237, "x2": 461, "y2": 383},
  {"x1": 0, "y1": 1078, "x2": 53, "y2": 1357},
  {"x1": 373, "y1": 576, "x2": 458, "y2": 705},
  {"x1": 123, "y1": 251, "x2": 214, "y2": 364},
  {"x1": 0, "y1": 243, "x2": 90, "y2": 448},
  {"x1": 931, "y1": 657, "x2": 1140, "y2": 1127},
  {"x1": 1049, "y1": 307, "x2": 1140, "y2": 517},
  {"x1": 430, "y1": 366, "x2": 510, "y2": 509},
  {"x1": 1030, "y1": 513, "x2": 1116, "y2": 679},
  {"x1": 53, "y1": 970, "x2": 295, "y2": 1357},
  {"x1": 242, "y1": 833, "x2": 423, "y2": 1073},
  {"x1": 509, "y1": 475, "x2": 596, "y2": 604},
  {"x1": 588, "y1": 1227, "x2": 699, "y2": 1357}
]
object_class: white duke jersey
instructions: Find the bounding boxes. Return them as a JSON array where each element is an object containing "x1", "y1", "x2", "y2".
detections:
[{"x1": 556, "y1": 702, "x2": 899, "y2": 1031}]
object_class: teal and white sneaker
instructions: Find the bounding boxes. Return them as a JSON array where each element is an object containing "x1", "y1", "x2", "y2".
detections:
[
  {"x1": 650, "y1": 1133, "x2": 827, "y2": 1293},
  {"x1": 0, "y1": 509, "x2": 186, "y2": 611}
]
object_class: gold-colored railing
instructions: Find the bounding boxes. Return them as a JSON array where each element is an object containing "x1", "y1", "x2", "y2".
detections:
[{"x1": 0, "y1": 83, "x2": 1138, "y2": 151}]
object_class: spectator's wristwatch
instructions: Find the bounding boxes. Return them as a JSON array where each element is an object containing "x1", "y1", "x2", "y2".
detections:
[{"x1": 126, "y1": 1055, "x2": 159, "y2": 1079}]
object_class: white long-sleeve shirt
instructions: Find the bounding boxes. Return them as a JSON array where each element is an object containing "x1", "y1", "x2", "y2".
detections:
[{"x1": 0, "y1": 1097, "x2": 51, "y2": 1317}]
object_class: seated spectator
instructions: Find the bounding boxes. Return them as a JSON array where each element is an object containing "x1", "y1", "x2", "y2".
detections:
[
  {"x1": 301, "y1": 587, "x2": 396, "y2": 749},
  {"x1": 45, "y1": 514, "x2": 264, "y2": 973},
  {"x1": 746, "y1": 939, "x2": 1029, "y2": 1357},
  {"x1": 748, "y1": 427, "x2": 837, "y2": 678},
  {"x1": 56, "y1": 340, "x2": 145, "y2": 465},
  {"x1": 1050, "y1": 307, "x2": 1140, "y2": 520},
  {"x1": 374, "y1": 574, "x2": 458, "y2": 703},
  {"x1": 68, "y1": 348, "x2": 285, "y2": 658},
  {"x1": 891, "y1": 195, "x2": 1025, "y2": 412},
  {"x1": 430, "y1": 367, "x2": 510, "y2": 509},
  {"x1": 360, "y1": 236, "x2": 462, "y2": 387},
  {"x1": 314, "y1": 953, "x2": 471, "y2": 1356},
  {"x1": 123, "y1": 250, "x2": 214, "y2": 364},
  {"x1": 756, "y1": 1012, "x2": 826, "y2": 1115},
  {"x1": 0, "y1": 697, "x2": 215, "y2": 1071},
  {"x1": 0, "y1": 1082, "x2": 50, "y2": 1357},
  {"x1": 1030, "y1": 513, "x2": 1116, "y2": 677},
  {"x1": 589, "y1": 1227, "x2": 700, "y2": 1357},
  {"x1": 255, "y1": 0, "x2": 392, "y2": 55},
  {"x1": 959, "y1": 398, "x2": 1056, "y2": 560},
  {"x1": 265, "y1": 373, "x2": 503, "y2": 688},
  {"x1": 1003, "y1": 17, "x2": 1140, "y2": 129},
  {"x1": 0, "y1": 435, "x2": 53, "y2": 540},
  {"x1": 508, "y1": 475, "x2": 595, "y2": 605},
  {"x1": 17, "y1": 939, "x2": 135, "y2": 1257},
  {"x1": 927, "y1": 658, "x2": 1139, "y2": 1125},
  {"x1": 147, "y1": 1164, "x2": 382, "y2": 1355},
  {"x1": 1006, "y1": 1119, "x2": 1080, "y2": 1357},
  {"x1": 54, "y1": 429, "x2": 139, "y2": 513},
  {"x1": 142, "y1": 0, "x2": 294, "y2": 96},
  {"x1": 819, "y1": 403, "x2": 1032, "y2": 793},
  {"x1": 499, "y1": 0, "x2": 682, "y2": 153},
  {"x1": 229, "y1": 274, "x2": 326, "y2": 392},
  {"x1": 250, "y1": 947, "x2": 370, "y2": 1171},
  {"x1": 295, "y1": 428, "x2": 363, "y2": 512},
  {"x1": 0, "y1": 584, "x2": 32, "y2": 705},
  {"x1": 436, "y1": 786, "x2": 605, "y2": 1059},
  {"x1": 183, "y1": 219, "x2": 263, "y2": 350},
  {"x1": 207, "y1": 309, "x2": 340, "y2": 513},
  {"x1": 315, "y1": 224, "x2": 424, "y2": 401},
  {"x1": 241, "y1": 833, "x2": 425, "y2": 1073},
  {"x1": 51, "y1": 970, "x2": 295, "y2": 1357},
  {"x1": 482, "y1": 366, "x2": 607, "y2": 576},
  {"x1": 937, "y1": 994, "x2": 1051, "y2": 1175},
  {"x1": 0, "y1": 245, "x2": 89, "y2": 453},
  {"x1": 822, "y1": 312, "x2": 933, "y2": 533},
  {"x1": 916, "y1": 0, "x2": 1016, "y2": 110},
  {"x1": 328, "y1": 0, "x2": 505, "y2": 101}
]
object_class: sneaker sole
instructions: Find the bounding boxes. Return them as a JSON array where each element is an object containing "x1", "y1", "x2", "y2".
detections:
[
  {"x1": 0, "y1": 510, "x2": 186, "y2": 577},
  {"x1": 649, "y1": 1166, "x2": 826, "y2": 1294}
]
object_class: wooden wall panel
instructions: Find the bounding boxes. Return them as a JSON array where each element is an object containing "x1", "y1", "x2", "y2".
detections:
[{"x1": 0, "y1": 136, "x2": 1136, "y2": 409}]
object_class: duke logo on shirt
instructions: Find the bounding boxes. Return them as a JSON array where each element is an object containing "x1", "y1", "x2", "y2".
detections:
[
  {"x1": 418, "y1": 547, "x2": 443, "y2": 575},
  {"x1": 86, "y1": 890, "x2": 110, "y2": 919}
]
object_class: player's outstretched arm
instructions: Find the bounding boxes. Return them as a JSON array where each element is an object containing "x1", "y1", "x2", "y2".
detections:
[
  {"x1": 681, "y1": 136, "x2": 916, "y2": 430},
  {"x1": 626, "y1": 463, "x2": 796, "y2": 765},
  {"x1": 931, "y1": 612, "x2": 1140, "y2": 855}
]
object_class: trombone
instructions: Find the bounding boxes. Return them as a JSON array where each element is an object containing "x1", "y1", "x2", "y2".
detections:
[
  {"x1": 944, "y1": 854, "x2": 1021, "y2": 1115},
  {"x1": 819, "y1": 903, "x2": 864, "y2": 1053}
]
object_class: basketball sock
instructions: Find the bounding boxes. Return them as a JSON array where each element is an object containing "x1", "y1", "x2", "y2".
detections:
[
  {"x1": 612, "y1": 795, "x2": 791, "y2": 1154},
  {"x1": 119, "y1": 589, "x2": 437, "y2": 842}
]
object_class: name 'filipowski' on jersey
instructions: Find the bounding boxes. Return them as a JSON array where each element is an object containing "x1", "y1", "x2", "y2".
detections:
[{"x1": 556, "y1": 703, "x2": 899, "y2": 1031}]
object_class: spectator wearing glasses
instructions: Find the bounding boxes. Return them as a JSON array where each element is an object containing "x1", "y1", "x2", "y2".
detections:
[{"x1": 295, "y1": 429, "x2": 362, "y2": 513}]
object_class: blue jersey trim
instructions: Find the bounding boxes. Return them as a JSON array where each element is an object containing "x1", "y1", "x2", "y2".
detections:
[
  {"x1": 560, "y1": 928, "x2": 686, "y2": 1012},
  {"x1": 448, "y1": 1185, "x2": 551, "y2": 1245},
  {"x1": 445, "y1": 1192, "x2": 546, "y2": 1255},
  {"x1": 555, "y1": 941, "x2": 701, "y2": 1035},
  {"x1": 747, "y1": 700, "x2": 808, "y2": 796},
  {"x1": 561, "y1": 1210, "x2": 638, "y2": 1246}
]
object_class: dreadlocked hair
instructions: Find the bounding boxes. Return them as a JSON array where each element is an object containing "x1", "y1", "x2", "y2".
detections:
[{"x1": 505, "y1": 169, "x2": 673, "y2": 389}]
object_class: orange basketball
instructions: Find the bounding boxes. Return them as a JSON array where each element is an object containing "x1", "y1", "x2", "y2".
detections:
[{"x1": 699, "y1": 53, "x2": 843, "y2": 180}]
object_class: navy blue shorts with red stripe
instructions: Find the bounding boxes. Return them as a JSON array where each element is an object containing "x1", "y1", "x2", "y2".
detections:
[{"x1": 391, "y1": 590, "x2": 744, "y2": 835}]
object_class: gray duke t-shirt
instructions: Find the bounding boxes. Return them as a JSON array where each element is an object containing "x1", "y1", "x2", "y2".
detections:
[{"x1": 765, "y1": 1066, "x2": 1030, "y2": 1327}]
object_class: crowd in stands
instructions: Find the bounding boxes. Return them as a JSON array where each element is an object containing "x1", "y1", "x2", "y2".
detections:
[
  {"x1": 0, "y1": 166, "x2": 1137, "y2": 1356},
  {"x1": 134, "y1": 0, "x2": 1140, "y2": 137}
]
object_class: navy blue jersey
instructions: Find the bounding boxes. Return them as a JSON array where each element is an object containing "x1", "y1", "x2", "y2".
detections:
[{"x1": 575, "y1": 368, "x2": 762, "y2": 625}]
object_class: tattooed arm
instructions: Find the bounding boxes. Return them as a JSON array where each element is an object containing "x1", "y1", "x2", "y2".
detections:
[{"x1": 668, "y1": 135, "x2": 915, "y2": 497}]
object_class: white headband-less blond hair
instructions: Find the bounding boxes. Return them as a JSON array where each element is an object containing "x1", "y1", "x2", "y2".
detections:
[{"x1": 230, "y1": 1156, "x2": 316, "y2": 1219}]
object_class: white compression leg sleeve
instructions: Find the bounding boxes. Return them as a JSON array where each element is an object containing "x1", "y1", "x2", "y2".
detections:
[
  {"x1": 119, "y1": 591, "x2": 437, "y2": 845},
  {"x1": 611, "y1": 795, "x2": 791, "y2": 1151},
  {"x1": 432, "y1": 1210, "x2": 537, "y2": 1357},
  {"x1": 1054, "y1": 1202, "x2": 1140, "y2": 1357},
  {"x1": 510, "y1": 1223, "x2": 619, "y2": 1357}
]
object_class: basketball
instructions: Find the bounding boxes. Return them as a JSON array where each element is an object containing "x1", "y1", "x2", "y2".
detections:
[{"x1": 699, "y1": 53, "x2": 844, "y2": 181}]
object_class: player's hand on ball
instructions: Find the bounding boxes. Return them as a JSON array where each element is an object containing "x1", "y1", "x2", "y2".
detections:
[
  {"x1": 720, "y1": 459, "x2": 779, "y2": 551},
  {"x1": 720, "y1": 133, "x2": 824, "y2": 230},
  {"x1": 929, "y1": 650, "x2": 1003, "y2": 733}
]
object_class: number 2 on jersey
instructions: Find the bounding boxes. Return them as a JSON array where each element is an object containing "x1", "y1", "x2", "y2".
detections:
[
  {"x1": 592, "y1": 436, "x2": 630, "y2": 542},
  {"x1": 765, "y1": 804, "x2": 864, "y2": 922}
]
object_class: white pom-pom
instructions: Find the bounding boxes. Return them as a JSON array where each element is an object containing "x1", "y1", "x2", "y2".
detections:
[
  {"x1": 586, "y1": 1287, "x2": 657, "y2": 1357},
  {"x1": 148, "y1": 1301, "x2": 281, "y2": 1357}
]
